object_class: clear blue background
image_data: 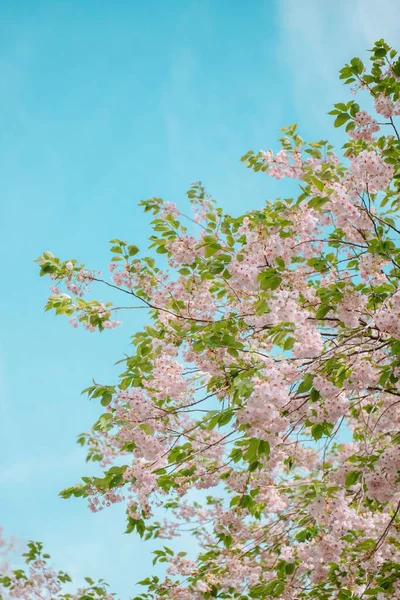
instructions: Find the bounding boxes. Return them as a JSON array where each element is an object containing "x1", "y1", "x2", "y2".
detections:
[{"x1": 0, "y1": 0, "x2": 399, "y2": 597}]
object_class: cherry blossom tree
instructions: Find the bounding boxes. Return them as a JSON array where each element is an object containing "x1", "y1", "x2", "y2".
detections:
[
  {"x1": 3, "y1": 39, "x2": 400, "y2": 600},
  {"x1": 0, "y1": 528, "x2": 114, "y2": 599}
]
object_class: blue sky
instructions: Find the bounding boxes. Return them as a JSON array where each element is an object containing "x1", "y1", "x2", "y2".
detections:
[{"x1": 0, "y1": 0, "x2": 399, "y2": 597}]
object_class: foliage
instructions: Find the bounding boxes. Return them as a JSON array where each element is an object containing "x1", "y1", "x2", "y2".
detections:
[
  {"x1": 3, "y1": 39, "x2": 400, "y2": 600},
  {"x1": 0, "y1": 532, "x2": 114, "y2": 599}
]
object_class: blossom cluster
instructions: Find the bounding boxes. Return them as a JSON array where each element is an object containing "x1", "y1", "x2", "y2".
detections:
[{"x1": 30, "y1": 40, "x2": 400, "y2": 599}]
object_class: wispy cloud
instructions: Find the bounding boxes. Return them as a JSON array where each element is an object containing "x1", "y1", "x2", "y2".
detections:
[
  {"x1": 347, "y1": 0, "x2": 400, "y2": 46},
  {"x1": 276, "y1": 0, "x2": 400, "y2": 121},
  {"x1": 0, "y1": 449, "x2": 83, "y2": 486}
]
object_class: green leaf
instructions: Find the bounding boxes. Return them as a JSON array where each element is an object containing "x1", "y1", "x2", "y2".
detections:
[
  {"x1": 315, "y1": 304, "x2": 332, "y2": 319},
  {"x1": 128, "y1": 245, "x2": 139, "y2": 256},
  {"x1": 100, "y1": 392, "x2": 113, "y2": 407},
  {"x1": 356, "y1": 538, "x2": 376, "y2": 552},
  {"x1": 311, "y1": 423, "x2": 324, "y2": 441},
  {"x1": 350, "y1": 57, "x2": 364, "y2": 74},
  {"x1": 258, "y1": 439, "x2": 270, "y2": 457},
  {"x1": 298, "y1": 374, "x2": 314, "y2": 394},
  {"x1": 258, "y1": 269, "x2": 282, "y2": 291},
  {"x1": 374, "y1": 47, "x2": 387, "y2": 57},
  {"x1": 310, "y1": 388, "x2": 320, "y2": 402},
  {"x1": 310, "y1": 177, "x2": 324, "y2": 192},
  {"x1": 334, "y1": 113, "x2": 351, "y2": 127},
  {"x1": 285, "y1": 562, "x2": 295, "y2": 575},
  {"x1": 345, "y1": 471, "x2": 361, "y2": 488}
]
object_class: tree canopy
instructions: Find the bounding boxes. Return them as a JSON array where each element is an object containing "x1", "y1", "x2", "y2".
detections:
[{"x1": 2, "y1": 39, "x2": 400, "y2": 600}]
